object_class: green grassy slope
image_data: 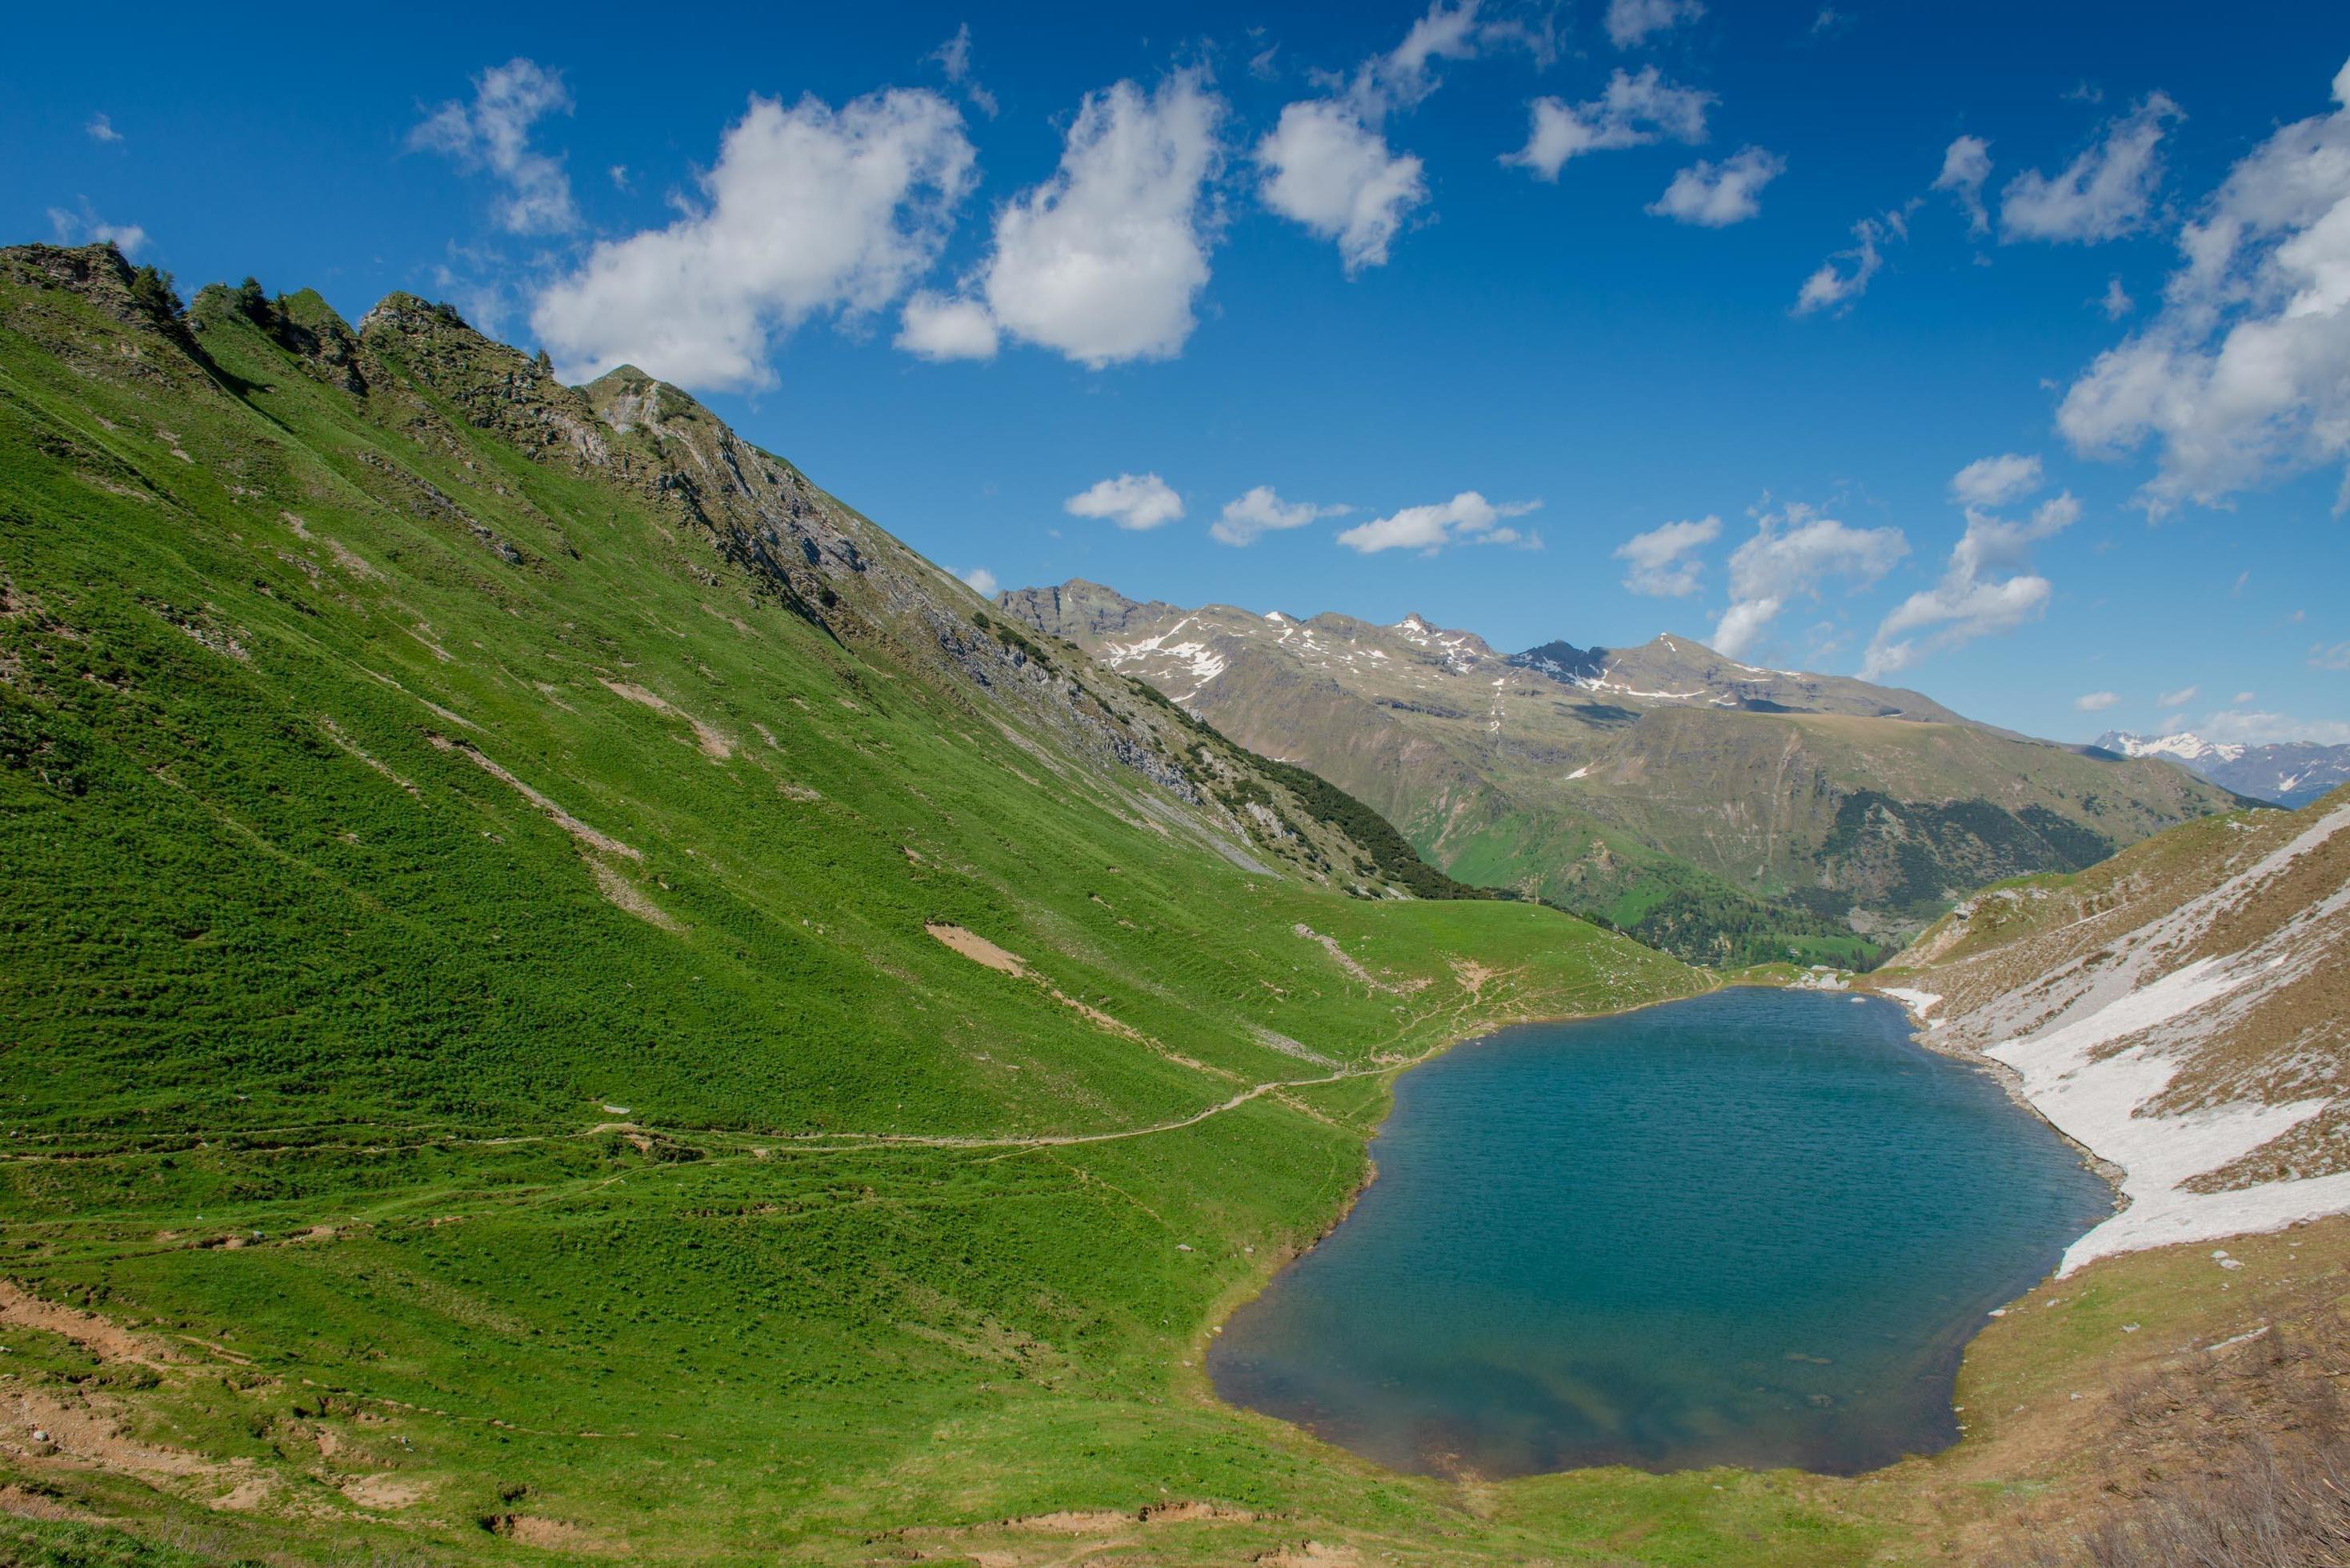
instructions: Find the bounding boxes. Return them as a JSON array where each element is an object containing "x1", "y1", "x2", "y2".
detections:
[{"x1": 0, "y1": 245, "x2": 1751, "y2": 1561}]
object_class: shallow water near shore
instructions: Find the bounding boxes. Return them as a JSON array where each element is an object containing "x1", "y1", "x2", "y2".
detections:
[{"x1": 1208, "y1": 987, "x2": 2112, "y2": 1478}]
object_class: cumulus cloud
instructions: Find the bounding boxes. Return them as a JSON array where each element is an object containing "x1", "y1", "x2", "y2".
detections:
[
  {"x1": 46, "y1": 203, "x2": 146, "y2": 257},
  {"x1": 930, "y1": 24, "x2": 999, "y2": 119},
  {"x1": 2076, "y1": 690, "x2": 2120, "y2": 711},
  {"x1": 1949, "y1": 453, "x2": 2045, "y2": 507},
  {"x1": 2158, "y1": 683, "x2": 2200, "y2": 707},
  {"x1": 1335, "y1": 491, "x2": 1540, "y2": 554},
  {"x1": 1502, "y1": 67, "x2": 1711, "y2": 181},
  {"x1": 2000, "y1": 92, "x2": 2183, "y2": 244},
  {"x1": 1794, "y1": 216, "x2": 1888, "y2": 315},
  {"x1": 85, "y1": 113, "x2": 122, "y2": 145},
  {"x1": 1066, "y1": 473, "x2": 1185, "y2": 531},
  {"x1": 410, "y1": 58, "x2": 581, "y2": 236},
  {"x1": 2100, "y1": 276, "x2": 2134, "y2": 319},
  {"x1": 1615, "y1": 515, "x2": 1720, "y2": 596},
  {"x1": 2057, "y1": 58, "x2": 2350, "y2": 514},
  {"x1": 1711, "y1": 504, "x2": 1907, "y2": 658},
  {"x1": 1932, "y1": 135, "x2": 1992, "y2": 236},
  {"x1": 1861, "y1": 467, "x2": 2079, "y2": 678},
  {"x1": 1212, "y1": 486, "x2": 1349, "y2": 546},
  {"x1": 532, "y1": 89, "x2": 975, "y2": 390},
  {"x1": 959, "y1": 71, "x2": 1225, "y2": 365},
  {"x1": 955, "y1": 566, "x2": 999, "y2": 596},
  {"x1": 1258, "y1": 2, "x2": 1522, "y2": 272},
  {"x1": 1383, "y1": 1, "x2": 1487, "y2": 101},
  {"x1": 1605, "y1": 0, "x2": 1704, "y2": 49},
  {"x1": 1257, "y1": 101, "x2": 1426, "y2": 273},
  {"x1": 1650, "y1": 146, "x2": 1783, "y2": 226},
  {"x1": 895, "y1": 290, "x2": 999, "y2": 361}
]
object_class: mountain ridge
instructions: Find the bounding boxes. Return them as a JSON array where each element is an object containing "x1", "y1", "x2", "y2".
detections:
[
  {"x1": 2097, "y1": 728, "x2": 2350, "y2": 809},
  {"x1": 1002, "y1": 577, "x2": 2242, "y2": 964}
]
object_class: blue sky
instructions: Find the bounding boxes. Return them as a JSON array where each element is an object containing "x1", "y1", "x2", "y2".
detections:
[{"x1": 8, "y1": 1, "x2": 2348, "y2": 746}]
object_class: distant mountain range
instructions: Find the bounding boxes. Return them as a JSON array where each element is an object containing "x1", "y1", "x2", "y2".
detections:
[
  {"x1": 1002, "y1": 580, "x2": 2239, "y2": 966},
  {"x1": 2096, "y1": 730, "x2": 2350, "y2": 809}
]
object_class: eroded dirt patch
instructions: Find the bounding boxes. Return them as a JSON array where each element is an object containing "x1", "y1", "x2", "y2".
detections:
[
  {"x1": 599, "y1": 678, "x2": 733, "y2": 759},
  {"x1": 0, "y1": 1282, "x2": 179, "y2": 1370}
]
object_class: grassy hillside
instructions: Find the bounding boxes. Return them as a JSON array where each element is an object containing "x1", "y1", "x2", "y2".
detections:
[{"x1": 0, "y1": 243, "x2": 1746, "y2": 1560}]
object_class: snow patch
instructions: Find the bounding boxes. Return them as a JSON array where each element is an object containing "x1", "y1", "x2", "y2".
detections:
[{"x1": 1988, "y1": 958, "x2": 2336, "y2": 1272}]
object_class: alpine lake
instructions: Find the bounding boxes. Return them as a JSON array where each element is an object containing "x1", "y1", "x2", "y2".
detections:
[{"x1": 1209, "y1": 987, "x2": 2112, "y2": 1477}]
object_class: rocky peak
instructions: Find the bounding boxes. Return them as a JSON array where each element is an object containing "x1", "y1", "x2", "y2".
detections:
[{"x1": 997, "y1": 579, "x2": 1175, "y2": 642}]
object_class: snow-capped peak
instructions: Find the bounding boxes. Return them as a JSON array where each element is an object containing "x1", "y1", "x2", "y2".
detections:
[{"x1": 2096, "y1": 730, "x2": 2249, "y2": 765}]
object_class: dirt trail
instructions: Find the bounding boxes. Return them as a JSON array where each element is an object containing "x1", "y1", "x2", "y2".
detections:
[
  {"x1": 599, "y1": 678, "x2": 733, "y2": 759},
  {"x1": 0, "y1": 1281, "x2": 179, "y2": 1369},
  {"x1": 428, "y1": 736, "x2": 639, "y2": 860},
  {"x1": 927, "y1": 924, "x2": 1239, "y2": 1082}
]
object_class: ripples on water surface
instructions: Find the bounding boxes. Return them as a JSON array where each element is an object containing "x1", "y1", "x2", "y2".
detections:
[{"x1": 1209, "y1": 988, "x2": 2112, "y2": 1477}]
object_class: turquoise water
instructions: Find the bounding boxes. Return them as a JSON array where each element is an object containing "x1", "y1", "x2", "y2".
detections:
[{"x1": 1208, "y1": 988, "x2": 2112, "y2": 1478}]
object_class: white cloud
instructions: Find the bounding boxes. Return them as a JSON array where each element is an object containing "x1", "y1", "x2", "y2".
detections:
[
  {"x1": 1066, "y1": 473, "x2": 1185, "y2": 531},
  {"x1": 46, "y1": 204, "x2": 146, "y2": 258},
  {"x1": 1649, "y1": 146, "x2": 1783, "y2": 226},
  {"x1": 1949, "y1": 453, "x2": 2045, "y2": 507},
  {"x1": 2000, "y1": 92, "x2": 2183, "y2": 244},
  {"x1": 979, "y1": 71, "x2": 1223, "y2": 365},
  {"x1": 609, "y1": 164, "x2": 630, "y2": 190},
  {"x1": 1862, "y1": 489, "x2": 2079, "y2": 678},
  {"x1": 1383, "y1": 1, "x2": 1485, "y2": 102},
  {"x1": 1615, "y1": 515, "x2": 1720, "y2": 596},
  {"x1": 1712, "y1": 504, "x2": 1907, "y2": 658},
  {"x1": 1606, "y1": 0, "x2": 1704, "y2": 49},
  {"x1": 2075, "y1": 690, "x2": 2120, "y2": 711},
  {"x1": 2312, "y1": 642, "x2": 2350, "y2": 671},
  {"x1": 410, "y1": 58, "x2": 580, "y2": 236},
  {"x1": 2234, "y1": 690, "x2": 2257, "y2": 703},
  {"x1": 2194, "y1": 708, "x2": 2350, "y2": 746},
  {"x1": 1932, "y1": 135, "x2": 1992, "y2": 236},
  {"x1": 85, "y1": 113, "x2": 121, "y2": 145},
  {"x1": 2100, "y1": 276, "x2": 2133, "y2": 318},
  {"x1": 1212, "y1": 486, "x2": 1349, "y2": 546},
  {"x1": 2057, "y1": 58, "x2": 2350, "y2": 514},
  {"x1": 531, "y1": 89, "x2": 975, "y2": 390},
  {"x1": 1335, "y1": 490, "x2": 1539, "y2": 554},
  {"x1": 930, "y1": 23, "x2": 999, "y2": 119},
  {"x1": 895, "y1": 291, "x2": 999, "y2": 360},
  {"x1": 2158, "y1": 684, "x2": 2200, "y2": 707},
  {"x1": 1794, "y1": 216, "x2": 1887, "y2": 315},
  {"x1": 1502, "y1": 67, "x2": 1711, "y2": 181},
  {"x1": 1256, "y1": 101, "x2": 1426, "y2": 274},
  {"x1": 1258, "y1": 2, "x2": 1521, "y2": 271},
  {"x1": 955, "y1": 566, "x2": 1000, "y2": 596}
]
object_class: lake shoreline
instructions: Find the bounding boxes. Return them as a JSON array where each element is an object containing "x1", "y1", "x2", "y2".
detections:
[
  {"x1": 1870, "y1": 986, "x2": 2131, "y2": 1210},
  {"x1": 1204, "y1": 986, "x2": 2112, "y2": 1480}
]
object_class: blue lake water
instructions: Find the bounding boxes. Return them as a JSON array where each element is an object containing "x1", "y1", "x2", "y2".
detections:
[{"x1": 1207, "y1": 988, "x2": 2112, "y2": 1478}]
